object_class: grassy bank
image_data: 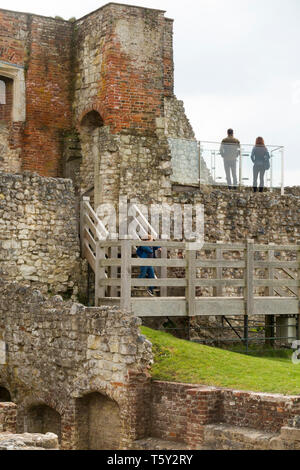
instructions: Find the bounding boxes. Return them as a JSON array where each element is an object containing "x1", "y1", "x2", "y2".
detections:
[{"x1": 141, "y1": 327, "x2": 300, "y2": 395}]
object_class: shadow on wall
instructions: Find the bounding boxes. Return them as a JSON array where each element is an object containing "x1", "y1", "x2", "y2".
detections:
[
  {"x1": 0, "y1": 386, "x2": 11, "y2": 402},
  {"x1": 76, "y1": 392, "x2": 121, "y2": 450},
  {"x1": 26, "y1": 405, "x2": 62, "y2": 443}
]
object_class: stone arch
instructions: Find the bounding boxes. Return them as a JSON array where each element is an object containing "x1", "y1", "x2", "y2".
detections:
[
  {"x1": 26, "y1": 404, "x2": 62, "y2": 442},
  {"x1": 0, "y1": 386, "x2": 12, "y2": 402},
  {"x1": 76, "y1": 392, "x2": 121, "y2": 450}
]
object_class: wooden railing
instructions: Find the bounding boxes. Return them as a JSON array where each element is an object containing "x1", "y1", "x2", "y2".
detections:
[{"x1": 80, "y1": 198, "x2": 300, "y2": 325}]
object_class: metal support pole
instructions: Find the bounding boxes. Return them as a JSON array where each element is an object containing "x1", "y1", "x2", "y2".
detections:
[
  {"x1": 239, "y1": 145, "x2": 243, "y2": 188},
  {"x1": 270, "y1": 152, "x2": 273, "y2": 192},
  {"x1": 281, "y1": 148, "x2": 285, "y2": 196},
  {"x1": 198, "y1": 141, "x2": 202, "y2": 190}
]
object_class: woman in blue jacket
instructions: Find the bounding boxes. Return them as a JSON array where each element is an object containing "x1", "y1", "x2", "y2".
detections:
[
  {"x1": 251, "y1": 137, "x2": 270, "y2": 193},
  {"x1": 136, "y1": 237, "x2": 161, "y2": 297}
]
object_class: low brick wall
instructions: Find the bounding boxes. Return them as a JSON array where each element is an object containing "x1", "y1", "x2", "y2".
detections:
[
  {"x1": 150, "y1": 382, "x2": 198, "y2": 442},
  {"x1": 0, "y1": 402, "x2": 17, "y2": 433},
  {"x1": 222, "y1": 390, "x2": 300, "y2": 433},
  {"x1": 151, "y1": 382, "x2": 300, "y2": 448}
]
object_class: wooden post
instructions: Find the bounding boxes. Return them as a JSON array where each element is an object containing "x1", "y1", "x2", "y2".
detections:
[
  {"x1": 80, "y1": 197, "x2": 90, "y2": 256},
  {"x1": 160, "y1": 247, "x2": 168, "y2": 298},
  {"x1": 121, "y1": 241, "x2": 132, "y2": 311},
  {"x1": 110, "y1": 246, "x2": 119, "y2": 298},
  {"x1": 95, "y1": 242, "x2": 106, "y2": 307},
  {"x1": 297, "y1": 242, "x2": 300, "y2": 341},
  {"x1": 265, "y1": 243, "x2": 275, "y2": 347},
  {"x1": 214, "y1": 242, "x2": 223, "y2": 298},
  {"x1": 186, "y1": 246, "x2": 196, "y2": 319},
  {"x1": 245, "y1": 239, "x2": 254, "y2": 352}
]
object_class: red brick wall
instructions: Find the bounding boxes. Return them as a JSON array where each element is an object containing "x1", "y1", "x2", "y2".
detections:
[
  {"x1": 151, "y1": 382, "x2": 300, "y2": 448},
  {"x1": 1, "y1": 4, "x2": 175, "y2": 176},
  {"x1": 0, "y1": 9, "x2": 73, "y2": 177},
  {"x1": 21, "y1": 16, "x2": 73, "y2": 176},
  {"x1": 75, "y1": 4, "x2": 174, "y2": 136},
  {"x1": 222, "y1": 390, "x2": 300, "y2": 433},
  {"x1": 151, "y1": 382, "x2": 199, "y2": 442}
]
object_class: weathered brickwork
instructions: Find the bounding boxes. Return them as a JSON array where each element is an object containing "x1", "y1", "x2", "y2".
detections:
[
  {"x1": 0, "y1": 172, "x2": 80, "y2": 294},
  {"x1": 150, "y1": 382, "x2": 300, "y2": 450},
  {"x1": 75, "y1": 4, "x2": 172, "y2": 135},
  {"x1": 0, "y1": 280, "x2": 153, "y2": 449},
  {"x1": 0, "y1": 9, "x2": 73, "y2": 176}
]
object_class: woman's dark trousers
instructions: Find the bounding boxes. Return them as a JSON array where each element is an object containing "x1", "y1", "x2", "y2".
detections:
[{"x1": 253, "y1": 165, "x2": 266, "y2": 192}]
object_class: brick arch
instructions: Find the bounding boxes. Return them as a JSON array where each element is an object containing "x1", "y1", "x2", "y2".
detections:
[{"x1": 77, "y1": 105, "x2": 106, "y2": 131}]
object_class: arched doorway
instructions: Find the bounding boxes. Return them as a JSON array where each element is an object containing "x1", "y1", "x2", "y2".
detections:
[
  {"x1": 0, "y1": 386, "x2": 11, "y2": 402},
  {"x1": 77, "y1": 392, "x2": 121, "y2": 450},
  {"x1": 26, "y1": 405, "x2": 61, "y2": 442}
]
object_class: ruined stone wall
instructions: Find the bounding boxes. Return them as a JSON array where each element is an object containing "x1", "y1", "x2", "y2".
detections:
[
  {"x1": 0, "y1": 280, "x2": 153, "y2": 449},
  {"x1": 0, "y1": 402, "x2": 17, "y2": 433},
  {"x1": 0, "y1": 172, "x2": 80, "y2": 294},
  {"x1": 169, "y1": 186, "x2": 299, "y2": 244},
  {"x1": 0, "y1": 9, "x2": 73, "y2": 177}
]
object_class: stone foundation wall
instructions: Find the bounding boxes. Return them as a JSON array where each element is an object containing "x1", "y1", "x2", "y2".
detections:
[
  {"x1": 0, "y1": 402, "x2": 17, "y2": 433},
  {"x1": 0, "y1": 280, "x2": 153, "y2": 449},
  {"x1": 0, "y1": 172, "x2": 80, "y2": 294},
  {"x1": 0, "y1": 123, "x2": 22, "y2": 173}
]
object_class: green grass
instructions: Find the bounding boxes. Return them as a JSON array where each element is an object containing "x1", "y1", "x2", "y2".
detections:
[{"x1": 141, "y1": 327, "x2": 300, "y2": 395}]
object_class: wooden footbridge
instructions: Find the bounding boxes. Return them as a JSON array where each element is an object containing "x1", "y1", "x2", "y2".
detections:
[{"x1": 80, "y1": 198, "x2": 300, "y2": 335}]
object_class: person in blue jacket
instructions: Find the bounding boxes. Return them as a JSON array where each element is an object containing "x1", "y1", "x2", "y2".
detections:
[{"x1": 136, "y1": 236, "x2": 161, "y2": 297}]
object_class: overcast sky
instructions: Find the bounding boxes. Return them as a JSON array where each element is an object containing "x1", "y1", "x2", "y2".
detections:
[{"x1": 2, "y1": 0, "x2": 300, "y2": 185}]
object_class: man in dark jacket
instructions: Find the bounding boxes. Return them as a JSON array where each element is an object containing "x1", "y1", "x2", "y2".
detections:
[
  {"x1": 136, "y1": 236, "x2": 161, "y2": 296},
  {"x1": 220, "y1": 129, "x2": 240, "y2": 189}
]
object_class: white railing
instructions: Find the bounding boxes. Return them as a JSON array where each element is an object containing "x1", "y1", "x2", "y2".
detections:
[{"x1": 199, "y1": 141, "x2": 285, "y2": 194}]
